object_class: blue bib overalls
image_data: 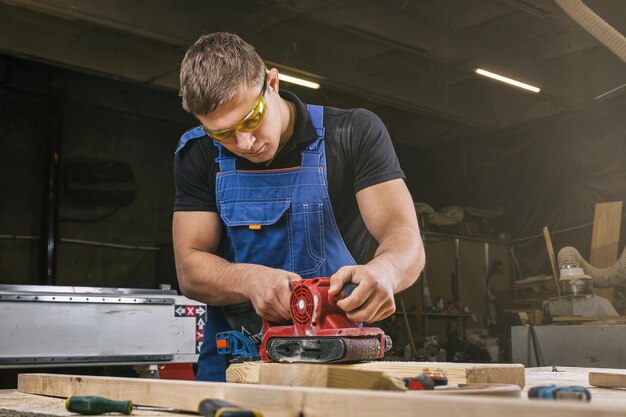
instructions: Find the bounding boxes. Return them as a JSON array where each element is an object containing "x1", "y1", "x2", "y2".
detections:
[{"x1": 186, "y1": 105, "x2": 356, "y2": 381}]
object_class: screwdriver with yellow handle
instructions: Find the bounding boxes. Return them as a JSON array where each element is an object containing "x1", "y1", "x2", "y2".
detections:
[{"x1": 198, "y1": 399, "x2": 263, "y2": 417}]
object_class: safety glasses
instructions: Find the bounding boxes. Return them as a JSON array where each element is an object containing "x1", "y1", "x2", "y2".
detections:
[{"x1": 201, "y1": 77, "x2": 268, "y2": 142}]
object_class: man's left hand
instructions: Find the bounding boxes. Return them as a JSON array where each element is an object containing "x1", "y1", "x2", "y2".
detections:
[{"x1": 328, "y1": 264, "x2": 396, "y2": 323}]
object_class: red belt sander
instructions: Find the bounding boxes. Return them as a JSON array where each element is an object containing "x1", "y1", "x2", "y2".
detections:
[{"x1": 259, "y1": 277, "x2": 392, "y2": 363}]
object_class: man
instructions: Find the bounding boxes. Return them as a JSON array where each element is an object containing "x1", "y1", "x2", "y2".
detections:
[{"x1": 173, "y1": 32, "x2": 425, "y2": 381}]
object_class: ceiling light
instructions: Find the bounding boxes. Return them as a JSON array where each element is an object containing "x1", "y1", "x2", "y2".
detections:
[
  {"x1": 475, "y1": 68, "x2": 541, "y2": 93},
  {"x1": 278, "y1": 73, "x2": 320, "y2": 89}
]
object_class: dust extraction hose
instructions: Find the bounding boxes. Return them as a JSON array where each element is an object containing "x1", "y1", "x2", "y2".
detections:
[
  {"x1": 558, "y1": 246, "x2": 626, "y2": 287},
  {"x1": 554, "y1": 0, "x2": 626, "y2": 65}
]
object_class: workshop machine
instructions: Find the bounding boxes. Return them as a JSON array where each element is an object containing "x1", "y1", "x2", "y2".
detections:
[
  {"x1": 514, "y1": 246, "x2": 623, "y2": 367},
  {"x1": 0, "y1": 284, "x2": 206, "y2": 373},
  {"x1": 543, "y1": 249, "x2": 618, "y2": 319},
  {"x1": 259, "y1": 278, "x2": 392, "y2": 363}
]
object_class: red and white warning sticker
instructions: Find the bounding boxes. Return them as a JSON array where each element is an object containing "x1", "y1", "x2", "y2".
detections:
[{"x1": 175, "y1": 304, "x2": 208, "y2": 353}]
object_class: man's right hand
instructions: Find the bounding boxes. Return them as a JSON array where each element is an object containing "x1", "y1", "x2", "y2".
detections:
[{"x1": 245, "y1": 266, "x2": 301, "y2": 323}]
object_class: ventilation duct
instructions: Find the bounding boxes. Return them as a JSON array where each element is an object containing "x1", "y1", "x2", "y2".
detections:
[{"x1": 557, "y1": 246, "x2": 626, "y2": 288}]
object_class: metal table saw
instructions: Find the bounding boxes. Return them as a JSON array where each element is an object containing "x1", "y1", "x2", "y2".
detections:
[{"x1": 0, "y1": 284, "x2": 206, "y2": 369}]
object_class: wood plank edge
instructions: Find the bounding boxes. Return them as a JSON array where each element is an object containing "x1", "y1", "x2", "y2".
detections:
[{"x1": 17, "y1": 373, "x2": 625, "y2": 417}]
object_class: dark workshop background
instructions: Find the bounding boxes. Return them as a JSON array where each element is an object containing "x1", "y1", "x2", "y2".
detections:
[{"x1": 1, "y1": 0, "x2": 626, "y2": 356}]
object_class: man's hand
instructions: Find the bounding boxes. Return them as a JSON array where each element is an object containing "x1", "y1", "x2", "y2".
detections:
[
  {"x1": 328, "y1": 264, "x2": 396, "y2": 323},
  {"x1": 246, "y1": 266, "x2": 302, "y2": 323}
]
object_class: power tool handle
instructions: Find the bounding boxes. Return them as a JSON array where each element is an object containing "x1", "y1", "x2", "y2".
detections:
[
  {"x1": 290, "y1": 278, "x2": 356, "y2": 298},
  {"x1": 341, "y1": 283, "x2": 357, "y2": 299}
]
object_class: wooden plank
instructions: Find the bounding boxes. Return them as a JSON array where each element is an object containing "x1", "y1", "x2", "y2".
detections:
[
  {"x1": 552, "y1": 316, "x2": 626, "y2": 323},
  {"x1": 590, "y1": 201, "x2": 622, "y2": 301},
  {"x1": 428, "y1": 384, "x2": 521, "y2": 397},
  {"x1": 542, "y1": 226, "x2": 561, "y2": 296},
  {"x1": 590, "y1": 202, "x2": 622, "y2": 268},
  {"x1": 16, "y1": 373, "x2": 626, "y2": 417},
  {"x1": 227, "y1": 361, "x2": 526, "y2": 388},
  {"x1": 258, "y1": 364, "x2": 405, "y2": 391},
  {"x1": 589, "y1": 371, "x2": 626, "y2": 388}
]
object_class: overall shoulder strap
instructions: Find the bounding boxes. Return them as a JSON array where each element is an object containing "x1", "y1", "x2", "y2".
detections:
[
  {"x1": 213, "y1": 140, "x2": 236, "y2": 172},
  {"x1": 175, "y1": 126, "x2": 206, "y2": 154},
  {"x1": 302, "y1": 104, "x2": 325, "y2": 167}
]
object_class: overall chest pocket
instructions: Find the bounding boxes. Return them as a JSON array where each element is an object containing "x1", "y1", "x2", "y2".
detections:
[
  {"x1": 220, "y1": 200, "x2": 292, "y2": 270},
  {"x1": 219, "y1": 200, "x2": 325, "y2": 275}
]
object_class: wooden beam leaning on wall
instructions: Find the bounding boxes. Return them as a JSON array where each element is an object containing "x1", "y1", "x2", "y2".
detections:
[
  {"x1": 542, "y1": 226, "x2": 561, "y2": 296},
  {"x1": 227, "y1": 361, "x2": 526, "y2": 388},
  {"x1": 590, "y1": 201, "x2": 623, "y2": 303},
  {"x1": 17, "y1": 373, "x2": 626, "y2": 417}
]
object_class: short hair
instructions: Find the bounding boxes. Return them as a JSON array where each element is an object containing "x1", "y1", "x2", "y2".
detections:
[{"x1": 179, "y1": 32, "x2": 266, "y2": 116}]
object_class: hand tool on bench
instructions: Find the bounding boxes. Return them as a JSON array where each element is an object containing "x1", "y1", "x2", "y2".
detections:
[
  {"x1": 66, "y1": 395, "x2": 179, "y2": 415},
  {"x1": 528, "y1": 385, "x2": 591, "y2": 401},
  {"x1": 403, "y1": 374, "x2": 448, "y2": 390},
  {"x1": 403, "y1": 374, "x2": 435, "y2": 390},
  {"x1": 198, "y1": 399, "x2": 263, "y2": 417},
  {"x1": 259, "y1": 277, "x2": 392, "y2": 363}
]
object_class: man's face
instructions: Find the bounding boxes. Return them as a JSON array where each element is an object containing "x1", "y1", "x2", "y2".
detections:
[{"x1": 197, "y1": 75, "x2": 283, "y2": 164}]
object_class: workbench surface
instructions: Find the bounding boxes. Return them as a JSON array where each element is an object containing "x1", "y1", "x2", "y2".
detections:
[
  {"x1": 2, "y1": 366, "x2": 626, "y2": 416},
  {"x1": 525, "y1": 366, "x2": 626, "y2": 404},
  {"x1": 0, "y1": 389, "x2": 179, "y2": 417}
]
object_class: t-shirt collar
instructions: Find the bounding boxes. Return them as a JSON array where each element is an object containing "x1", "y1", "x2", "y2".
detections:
[{"x1": 271, "y1": 89, "x2": 318, "y2": 162}]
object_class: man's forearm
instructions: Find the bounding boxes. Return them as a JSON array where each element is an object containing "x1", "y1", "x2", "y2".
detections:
[
  {"x1": 175, "y1": 248, "x2": 300, "y2": 322},
  {"x1": 367, "y1": 226, "x2": 425, "y2": 293},
  {"x1": 175, "y1": 249, "x2": 255, "y2": 305}
]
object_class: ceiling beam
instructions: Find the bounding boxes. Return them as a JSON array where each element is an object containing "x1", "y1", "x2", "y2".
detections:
[
  {"x1": 0, "y1": 0, "x2": 506, "y2": 128},
  {"x1": 452, "y1": 0, "x2": 515, "y2": 32},
  {"x1": 0, "y1": 3, "x2": 182, "y2": 90},
  {"x1": 535, "y1": 32, "x2": 599, "y2": 61},
  {"x1": 0, "y1": 0, "x2": 590, "y2": 130},
  {"x1": 497, "y1": 0, "x2": 552, "y2": 19}
]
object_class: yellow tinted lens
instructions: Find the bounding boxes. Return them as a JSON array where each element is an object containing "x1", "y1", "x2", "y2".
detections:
[
  {"x1": 211, "y1": 129, "x2": 236, "y2": 141},
  {"x1": 201, "y1": 94, "x2": 266, "y2": 141},
  {"x1": 238, "y1": 96, "x2": 267, "y2": 132},
  {"x1": 201, "y1": 125, "x2": 235, "y2": 142}
]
